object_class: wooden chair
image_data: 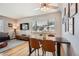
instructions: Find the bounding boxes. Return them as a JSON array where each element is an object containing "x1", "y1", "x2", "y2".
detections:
[
  {"x1": 42, "y1": 40, "x2": 55, "y2": 56},
  {"x1": 30, "y1": 38, "x2": 40, "y2": 56}
]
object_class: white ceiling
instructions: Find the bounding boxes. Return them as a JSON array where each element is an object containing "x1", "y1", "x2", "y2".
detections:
[{"x1": 0, "y1": 3, "x2": 62, "y2": 19}]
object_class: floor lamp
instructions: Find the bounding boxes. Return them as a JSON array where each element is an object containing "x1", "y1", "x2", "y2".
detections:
[{"x1": 13, "y1": 25, "x2": 17, "y2": 39}]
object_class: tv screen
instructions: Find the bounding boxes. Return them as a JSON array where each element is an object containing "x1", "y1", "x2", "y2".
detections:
[{"x1": 20, "y1": 23, "x2": 29, "y2": 30}]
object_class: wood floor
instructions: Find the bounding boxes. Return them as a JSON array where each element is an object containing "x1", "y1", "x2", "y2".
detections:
[
  {"x1": 0, "y1": 42, "x2": 29, "y2": 56},
  {"x1": 0, "y1": 41, "x2": 66, "y2": 56}
]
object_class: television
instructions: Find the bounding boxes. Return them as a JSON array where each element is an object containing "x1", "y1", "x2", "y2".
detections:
[{"x1": 20, "y1": 23, "x2": 29, "y2": 30}]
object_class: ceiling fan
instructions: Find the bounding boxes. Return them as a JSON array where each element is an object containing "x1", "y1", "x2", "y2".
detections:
[{"x1": 34, "y1": 3, "x2": 59, "y2": 12}]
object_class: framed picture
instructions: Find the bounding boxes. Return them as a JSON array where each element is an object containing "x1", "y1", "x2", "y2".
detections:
[
  {"x1": 69, "y1": 17, "x2": 74, "y2": 35},
  {"x1": 62, "y1": 17, "x2": 65, "y2": 24},
  {"x1": 70, "y1": 3, "x2": 77, "y2": 17},
  {"x1": 62, "y1": 16, "x2": 67, "y2": 24},
  {"x1": 68, "y1": 3, "x2": 70, "y2": 17},
  {"x1": 64, "y1": 19, "x2": 68, "y2": 32},
  {"x1": 65, "y1": 22, "x2": 66, "y2": 32},
  {"x1": 20, "y1": 23, "x2": 29, "y2": 30},
  {"x1": 8, "y1": 23, "x2": 13, "y2": 27},
  {"x1": 66, "y1": 4, "x2": 68, "y2": 17},
  {"x1": 64, "y1": 8, "x2": 66, "y2": 16},
  {"x1": 64, "y1": 3, "x2": 70, "y2": 17},
  {"x1": 66, "y1": 18, "x2": 69, "y2": 32}
]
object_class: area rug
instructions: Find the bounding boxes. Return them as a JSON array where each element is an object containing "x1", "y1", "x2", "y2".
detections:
[{"x1": 0, "y1": 39, "x2": 26, "y2": 53}]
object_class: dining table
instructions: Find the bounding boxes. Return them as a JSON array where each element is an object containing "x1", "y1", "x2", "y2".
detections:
[{"x1": 28, "y1": 37, "x2": 71, "y2": 56}]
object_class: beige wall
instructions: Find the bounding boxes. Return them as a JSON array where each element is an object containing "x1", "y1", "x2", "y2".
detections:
[
  {"x1": 17, "y1": 12, "x2": 62, "y2": 37},
  {"x1": 0, "y1": 16, "x2": 17, "y2": 32},
  {"x1": 0, "y1": 16, "x2": 17, "y2": 39}
]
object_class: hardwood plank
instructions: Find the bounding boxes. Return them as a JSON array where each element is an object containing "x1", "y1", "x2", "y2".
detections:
[
  {"x1": 0, "y1": 41, "x2": 29, "y2": 56},
  {"x1": 0, "y1": 41, "x2": 66, "y2": 56}
]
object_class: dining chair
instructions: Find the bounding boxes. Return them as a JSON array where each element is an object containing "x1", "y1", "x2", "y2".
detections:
[
  {"x1": 42, "y1": 40, "x2": 56, "y2": 56},
  {"x1": 30, "y1": 38, "x2": 40, "y2": 56}
]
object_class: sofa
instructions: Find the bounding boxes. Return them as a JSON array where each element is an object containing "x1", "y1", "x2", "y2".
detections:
[
  {"x1": 15, "y1": 34, "x2": 29, "y2": 41},
  {"x1": 0, "y1": 32, "x2": 10, "y2": 42},
  {"x1": 0, "y1": 32, "x2": 10, "y2": 48}
]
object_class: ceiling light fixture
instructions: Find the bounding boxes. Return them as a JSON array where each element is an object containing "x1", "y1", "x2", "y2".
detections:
[
  {"x1": 40, "y1": 3, "x2": 50, "y2": 12},
  {"x1": 34, "y1": 3, "x2": 58, "y2": 12}
]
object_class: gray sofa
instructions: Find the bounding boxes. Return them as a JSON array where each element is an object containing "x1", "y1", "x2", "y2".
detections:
[{"x1": 0, "y1": 32, "x2": 10, "y2": 42}]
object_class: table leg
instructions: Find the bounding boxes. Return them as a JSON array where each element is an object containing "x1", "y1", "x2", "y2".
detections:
[
  {"x1": 28, "y1": 39, "x2": 31, "y2": 56},
  {"x1": 67, "y1": 44, "x2": 70, "y2": 56},
  {"x1": 57, "y1": 42, "x2": 61, "y2": 56}
]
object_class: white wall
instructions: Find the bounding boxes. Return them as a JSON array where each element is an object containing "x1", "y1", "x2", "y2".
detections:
[
  {"x1": 17, "y1": 12, "x2": 62, "y2": 38},
  {"x1": 0, "y1": 16, "x2": 17, "y2": 39},
  {"x1": 62, "y1": 4, "x2": 79, "y2": 55}
]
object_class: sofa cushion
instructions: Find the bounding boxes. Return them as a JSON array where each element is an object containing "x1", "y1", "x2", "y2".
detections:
[
  {"x1": 0, "y1": 32, "x2": 8, "y2": 37},
  {"x1": 0, "y1": 32, "x2": 9, "y2": 42}
]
